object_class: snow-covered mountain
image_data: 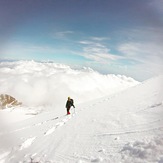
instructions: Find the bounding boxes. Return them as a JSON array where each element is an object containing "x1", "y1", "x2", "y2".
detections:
[{"x1": 0, "y1": 61, "x2": 163, "y2": 163}]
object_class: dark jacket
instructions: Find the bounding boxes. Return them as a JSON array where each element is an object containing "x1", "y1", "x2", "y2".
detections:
[{"x1": 66, "y1": 99, "x2": 75, "y2": 108}]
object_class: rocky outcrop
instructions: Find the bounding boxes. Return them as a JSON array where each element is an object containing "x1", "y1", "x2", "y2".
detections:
[{"x1": 0, "y1": 94, "x2": 22, "y2": 109}]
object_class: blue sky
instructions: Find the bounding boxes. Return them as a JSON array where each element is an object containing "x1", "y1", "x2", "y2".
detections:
[{"x1": 0, "y1": 0, "x2": 163, "y2": 81}]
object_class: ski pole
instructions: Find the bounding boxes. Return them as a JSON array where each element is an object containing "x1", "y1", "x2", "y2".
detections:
[{"x1": 74, "y1": 106, "x2": 76, "y2": 114}]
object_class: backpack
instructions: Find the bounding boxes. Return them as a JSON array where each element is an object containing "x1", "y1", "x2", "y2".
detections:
[{"x1": 70, "y1": 99, "x2": 74, "y2": 106}]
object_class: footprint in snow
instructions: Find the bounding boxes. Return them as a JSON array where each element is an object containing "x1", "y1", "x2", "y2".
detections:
[
  {"x1": 20, "y1": 137, "x2": 36, "y2": 150},
  {"x1": 56, "y1": 121, "x2": 65, "y2": 127},
  {"x1": 44, "y1": 116, "x2": 71, "y2": 136},
  {"x1": 44, "y1": 127, "x2": 56, "y2": 136}
]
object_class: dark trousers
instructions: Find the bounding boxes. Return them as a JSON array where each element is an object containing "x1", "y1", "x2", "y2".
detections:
[{"x1": 67, "y1": 107, "x2": 70, "y2": 114}]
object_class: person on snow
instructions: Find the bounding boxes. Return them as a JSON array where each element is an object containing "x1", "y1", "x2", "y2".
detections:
[{"x1": 66, "y1": 97, "x2": 75, "y2": 115}]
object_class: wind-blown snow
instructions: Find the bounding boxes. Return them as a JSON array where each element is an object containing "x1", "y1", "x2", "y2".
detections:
[{"x1": 0, "y1": 60, "x2": 163, "y2": 163}]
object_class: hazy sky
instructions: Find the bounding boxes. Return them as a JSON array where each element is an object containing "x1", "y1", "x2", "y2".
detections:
[{"x1": 0, "y1": 0, "x2": 163, "y2": 81}]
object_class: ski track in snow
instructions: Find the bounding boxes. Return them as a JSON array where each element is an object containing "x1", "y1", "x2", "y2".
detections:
[
  {"x1": 44, "y1": 115, "x2": 73, "y2": 136},
  {"x1": 18, "y1": 114, "x2": 75, "y2": 151},
  {"x1": 0, "y1": 112, "x2": 76, "y2": 163},
  {"x1": 96, "y1": 126, "x2": 163, "y2": 137},
  {"x1": 135, "y1": 101, "x2": 163, "y2": 113},
  {"x1": 0, "y1": 115, "x2": 65, "y2": 136}
]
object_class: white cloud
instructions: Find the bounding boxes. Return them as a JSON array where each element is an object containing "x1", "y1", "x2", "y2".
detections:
[
  {"x1": 117, "y1": 40, "x2": 163, "y2": 80},
  {"x1": 54, "y1": 30, "x2": 74, "y2": 38},
  {"x1": 83, "y1": 46, "x2": 119, "y2": 62},
  {"x1": 79, "y1": 38, "x2": 122, "y2": 63},
  {"x1": 118, "y1": 43, "x2": 140, "y2": 57},
  {"x1": 118, "y1": 42, "x2": 163, "y2": 63},
  {"x1": 79, "y1": 40, "x2": 105, "y2": 48},
  {"x1": 117, "y1": 26, "x2": 163, "y2": 63},
  {"x1": 79, "y1": 40, "x2": 94, "y2": 45},
  {"x1": 0, "y1": 61, "x2": 139, "y2": 109},
  {"x1": 90, "y1": 37, "x2": 109, "y2": 41}
]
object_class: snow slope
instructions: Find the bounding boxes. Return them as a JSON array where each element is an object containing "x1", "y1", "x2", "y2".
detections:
[{"x1": 0, "y1": 75, "x2": 162, "y2": 163}]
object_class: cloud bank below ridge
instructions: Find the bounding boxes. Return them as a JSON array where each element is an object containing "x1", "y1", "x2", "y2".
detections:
[{"x1": 0, "y1": 60, "x2": 139, "y2": 110}]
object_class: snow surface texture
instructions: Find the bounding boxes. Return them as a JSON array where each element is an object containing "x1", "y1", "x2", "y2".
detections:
[{"x1": 0, "y1": 61, "x2": 163, "y2": 163}]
